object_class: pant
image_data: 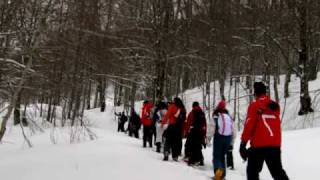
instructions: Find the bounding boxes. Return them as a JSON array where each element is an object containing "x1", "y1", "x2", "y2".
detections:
[
  {"x1": 213, "y1": 134, "x2": 232, "y2": 176},
  {"x1": 226, "y1": 146, "x2": 234, "y2": 169},
  {"x1": 155, "y1": 122, "x2": 165, "y2": 143},
  {"x1": 187, "y1": 129, "x2": 204, "y2": 164},
  {"x1": 184, "y1": 133, "x2": 191, "y2": 159},
  {"x1": 118, "y1": 122, "x2": 125, "y2": 132},
  {"x1": 143, "y1": 125, "x2": 153, "y2": 147},
  {"x1": 128, "y1": 123, "x2": 139, "y2": 139},
  {"x1": 155, "y1": 122, "x2": 165, "y2": 152},
  {"x1": 163, "y1": 125, "x2": 181, "y2": 159},
  {"x1": 247, "y1": 147, "x2": 289, "y2": 180}
]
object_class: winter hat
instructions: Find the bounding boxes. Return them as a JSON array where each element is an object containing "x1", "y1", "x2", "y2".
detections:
[
  {"x1": 254, "y1": 82, "x2": 267, "y2": 97},
  {"x1": 217, "y1": 100, "x2": 226, "y2": 110},
  {"x1": 192, "y1": 101, "x2": 200, "y2": 108}
]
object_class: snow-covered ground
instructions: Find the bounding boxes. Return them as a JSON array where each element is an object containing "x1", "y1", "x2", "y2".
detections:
[
  {"x1": 1, "y1": 73, "x2": 319, "y2": 179},
  {"x1": 1, "y1": 105, "x2": 319, "y2": 180}
]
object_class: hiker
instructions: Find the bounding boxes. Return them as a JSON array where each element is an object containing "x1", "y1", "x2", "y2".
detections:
[
  {"x1": 184, "y1": 102, "x2": 207, "y2": 166},
  {"x1": 212, "y1": 100, "x2": 234, "y2": 180},
  {"x1": 162, "y1": 97, "x2": 186, "y2": 161},
  {"x1": 117, "y1": 112, "x2": 127, "y2": 132},
  {"x1": 128, "y1": 108, "x2": 141, "y2": 138},
  {"x1": 152, "y1": 101, "x2": 168, "y2": 153},
  {"x1": 240, "y1": 82, "x2": 289, "y2": 180},
  {"x1": 141, "y1": 100, "x2": 154, "y2": 148}
]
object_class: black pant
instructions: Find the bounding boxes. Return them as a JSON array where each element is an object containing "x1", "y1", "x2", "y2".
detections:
[
  {"x1": 143, "y1": 125, "x2": 153, "y2": 147},
  {"x1": 164, "y1": 125, "x2": 181, "y2": 159},
  {"x1": 226, "y1": 146, "x2": 234, "y2": 169},
  {"x1": 118, "y1": 122, "x2": 125, "y2": 132},
  {"x1": 247, "y1": 147, "x2": 289, "y2": 180},
  {"x1": 128, "y1": 123, "x2": 139, "y2": 139},
  {"x1": 186, "y1": 129, "x2": 204, "y2": 164},
  {"x1": 184, "y1": 133, "x2": 191, "y2": 159}
]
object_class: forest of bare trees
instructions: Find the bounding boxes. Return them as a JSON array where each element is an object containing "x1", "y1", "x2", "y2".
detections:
[{"x1": 1, "y1": 0, "x2": 319, "y2": 141}]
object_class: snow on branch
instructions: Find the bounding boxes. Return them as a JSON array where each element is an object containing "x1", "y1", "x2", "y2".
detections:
[
  {"x1": 232, "y1": 36, "x2": 265, "y2": 48},
  {"x1": 0, "y1": 31, "x2": 17, "y2": 36},
  {"x1": 95, "y1": 74, "x2": 147, "y2": 87},
  {"x1": 0, "y1": 58, "x2": 35, "y2": 73}
]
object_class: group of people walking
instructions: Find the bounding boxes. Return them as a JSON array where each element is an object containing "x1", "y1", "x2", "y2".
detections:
[{"x1": 117, "y1": 82, "x2": 289, "y2": 180}]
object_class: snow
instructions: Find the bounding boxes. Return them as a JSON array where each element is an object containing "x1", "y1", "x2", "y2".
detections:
[
  {"x1": 1, "y1": 73, "x2": 320, "y2": 179},
  {"x1": 0, "y1": 104, "x2": 319, "y2": 180}
]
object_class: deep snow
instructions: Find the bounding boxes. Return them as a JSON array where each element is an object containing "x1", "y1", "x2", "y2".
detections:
[
  {"x1": 1, "y1": 73, "x2": 320, "y2": 179},
  {"x1": 0, "y1": 106, "x2": 319, "y2": 180}
]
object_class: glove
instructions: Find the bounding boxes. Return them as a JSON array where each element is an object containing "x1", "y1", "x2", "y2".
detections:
[
  {"x1": 239, "y1": 141, "x2": 248, "y2": 161},
  {"x1": 203, "y1": 143, "x2": 207, "y2": 149}
]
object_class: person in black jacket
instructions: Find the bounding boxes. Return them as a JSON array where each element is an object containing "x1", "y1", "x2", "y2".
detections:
[
  {"x1": 118, "y1": 112, "x2": 127, "y2": 132},
  {"x1": 128, "y1": 108, "x2": 141, "y2": 138}
]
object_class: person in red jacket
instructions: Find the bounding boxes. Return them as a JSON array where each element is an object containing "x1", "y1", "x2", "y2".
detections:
[
  {"x1": 141, "y1": 100, "x2": 154, "y2": 148},
  {"x1": 184, "y1": 101, "x2": 207, "y2": 166},
  {"x1": 161, "y1": 97, "x2": 186, "y2": 161},
  {"x1": 239, "y1": 82, "x2": 289, "y2": 180}
]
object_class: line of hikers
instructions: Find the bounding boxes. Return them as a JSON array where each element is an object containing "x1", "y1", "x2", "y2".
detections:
[{"x1": 117, "y1": 82, "x2": 289, "y2": 180}]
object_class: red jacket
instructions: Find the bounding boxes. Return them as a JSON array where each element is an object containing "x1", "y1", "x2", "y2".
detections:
[
  {"x1": 141, "y1": 102, "x2": 153, "y2": 126},
  {"x1": 184, "y1": 106, "x2": 207, "y2": 137},
  {"x1": 241, "y1": 95, "x2": 282, "y2": 148},
  {"x1": 162, "y1": 104, "x2": 179, "y2": 126}
]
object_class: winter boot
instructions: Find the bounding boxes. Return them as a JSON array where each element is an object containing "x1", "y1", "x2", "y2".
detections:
[
  {"x1": 163, "y1": 155, "x2": 169, "y2": 161},
  {"x1": 199, "y1": 160, "x2": 204, "y2": 166},
  {"x1": 214, "y1": 168, "x2": 224, "y2": 180},
  {"x1": 156, "y1": 143, "x2": 161, "y2": 153},
  {"x1": 163, "y1": 151, "x2": 169, "y2": 161},
  {"x1": 172, "y1": 157, "x2": 178, "y2": 162}
]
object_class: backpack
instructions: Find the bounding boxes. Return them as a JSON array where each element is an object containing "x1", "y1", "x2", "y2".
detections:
[
  {"x1": 214, "y1": 113, "x2": 233, "y2": 136},
  {"x1": 176, "y1": 109, "x2": 186, "y2": 127},
  {"x1": 192, "y1": 110, "x2": 206, "y2": 130}
]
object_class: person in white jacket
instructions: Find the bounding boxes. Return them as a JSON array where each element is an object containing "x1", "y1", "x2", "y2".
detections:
[{"x1": 152, "y1": 101, "x2": 168, "y2": 153}]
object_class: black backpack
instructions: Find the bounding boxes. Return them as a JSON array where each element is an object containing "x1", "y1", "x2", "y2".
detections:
[
  {"x1": 192, "y1": 110, "x2": 206, "y2": 130},
  {"x1": 176, "y1": 109, "x2": 186, "y2": 127}
]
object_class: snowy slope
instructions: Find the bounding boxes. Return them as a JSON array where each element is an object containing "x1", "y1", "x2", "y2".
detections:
[
  {"x1": 182, "y1": 73, "x2": 320, "y2": 130},
  {"x1": 1, "y1": 73, "x2": 320, "y2": 180},
  {"x1": 1, "y1": 105, "x2": 319, "y2": 180}
]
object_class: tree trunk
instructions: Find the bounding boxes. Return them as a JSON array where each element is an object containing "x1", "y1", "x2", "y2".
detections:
[
  {"x1": 273, "y1": 75, "x2": 279, "y2": 103},
  {"x1": 0, "y1": 58, "x2": 33, "y2": 141},
  {"x1": 99, "y1": 78, "x2": 106, "y2": 112},
  {"x1": 86, "y1": 79, "x2": 92, "y2": 109},
  {"x1": 94, "y1": 84, "x2": 99, "y2": 108},
  {"x1": 13, "y1": 92, "x2": 21, "y2": 125},
  {"x1": 284, "y1": 68, "x2": 291, "y2": 98},
  {"x1": 130, "y1": 82, "x2": 137, "y2": 110},
  {"x1": 298, "y1": 1, "x2": 313, "y2": 115}
]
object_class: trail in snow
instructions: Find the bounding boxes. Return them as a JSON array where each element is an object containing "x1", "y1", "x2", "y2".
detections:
[{"x1": 0, "y1": 106, "x2": 319, "y2": 180}]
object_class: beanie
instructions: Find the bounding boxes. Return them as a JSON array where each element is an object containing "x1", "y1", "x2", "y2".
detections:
[{"x1": 254, "y1": 82, "x2": 267, "y2": 97}]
